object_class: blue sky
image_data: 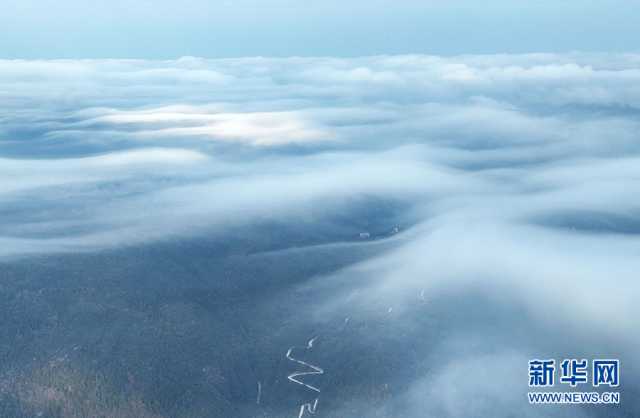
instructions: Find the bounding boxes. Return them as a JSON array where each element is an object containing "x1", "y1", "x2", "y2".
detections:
[{"x1": 2, "y1": 0, "x2": 639, "y2": 58}]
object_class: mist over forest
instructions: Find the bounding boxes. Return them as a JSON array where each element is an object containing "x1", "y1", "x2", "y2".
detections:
[{"x1": 1, "y1": 54, "x2": 639, "y2": 417}]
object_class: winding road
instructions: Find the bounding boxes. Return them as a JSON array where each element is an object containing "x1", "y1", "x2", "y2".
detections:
[{"x1": 286, "y1": 337, "x2": 324, "y2": 417}]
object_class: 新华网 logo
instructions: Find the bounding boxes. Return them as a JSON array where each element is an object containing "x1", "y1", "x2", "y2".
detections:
[{"x1": 527, "y1": 358, "x2": 620, "y2": 405}]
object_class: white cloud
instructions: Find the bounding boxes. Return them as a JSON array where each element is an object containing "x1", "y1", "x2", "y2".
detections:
[{"x1": 1, "y1": 54, "x2": 639, "y2": 416}]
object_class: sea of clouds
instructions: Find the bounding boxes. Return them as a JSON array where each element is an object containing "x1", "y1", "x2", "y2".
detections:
[{"x1": 1, "y1": 53, "x2": 639, "y2": 416}]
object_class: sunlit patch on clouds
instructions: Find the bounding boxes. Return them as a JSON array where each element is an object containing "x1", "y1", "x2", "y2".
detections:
[{"x1": 88, "y1": 108, "x2": 336, "y2": 145}]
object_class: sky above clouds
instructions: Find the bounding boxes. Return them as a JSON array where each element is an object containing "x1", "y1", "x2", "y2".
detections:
[{"x1": 2, "y1": 0, "x2": 640, "y2": 58}]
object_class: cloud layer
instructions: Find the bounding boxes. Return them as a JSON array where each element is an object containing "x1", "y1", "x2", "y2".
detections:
[{"x1": 1, "y1": 54, "x2": 639, "y2": 416}]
